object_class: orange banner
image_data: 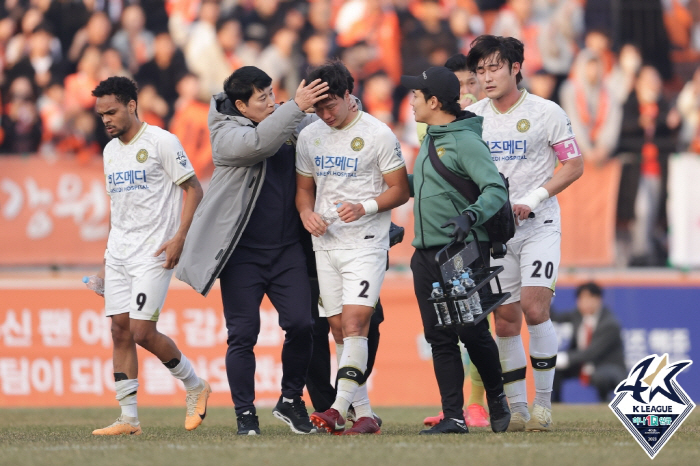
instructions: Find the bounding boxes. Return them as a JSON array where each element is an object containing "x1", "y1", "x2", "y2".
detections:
[
  {"x1": 0, "y1": 156, "x2": 109, "y2": 265},
  {"x1": 0, "y1": 277, "x2": 534, "y2": 407}
]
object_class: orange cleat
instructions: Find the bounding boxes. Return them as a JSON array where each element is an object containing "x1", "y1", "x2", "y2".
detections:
[
  {"x1": 92, "y1": 416, "x2": 142, "y2": 436},
  {"x1": 185, "y1": 379, "x2": 211, "y2": 431},
  {"x1": 466, "y1": 404, "x2": 490, "y2": 427}
]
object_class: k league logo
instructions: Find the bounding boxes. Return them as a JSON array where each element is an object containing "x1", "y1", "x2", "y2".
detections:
[{"x1": 609, "y1": 353, "x2": 695, "y2": 459}]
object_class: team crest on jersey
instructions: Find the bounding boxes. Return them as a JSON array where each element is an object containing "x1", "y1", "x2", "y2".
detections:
[
  {"x1": 609, "y1": 353, "x2": 695, "y2": 459},
  {"x1": 437, "y1": 147, "x2": 445, "y2": 158},
  {"x1": 136, "y1": 149, "x2": 148, "y2": 163},
  {"x1": 351, "y1": 137, "x2": 364, "y2": 151},
  {"x1": 313, "y1": 138, "x2": 321, "y2": 147},
  {"x1": 393, "y1": 140, "x2": 404, "y2": 161},
  {"x1": 285, "y1": 139, "x2": 293, "y2": 145},
  {"x1": 516, "y1": 119, "x2": 530, "y2": 133}
]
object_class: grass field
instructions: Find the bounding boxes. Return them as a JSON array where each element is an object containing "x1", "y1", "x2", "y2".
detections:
[{"x1": 1, "y1": 405, "x2": 698, "y2": 466}]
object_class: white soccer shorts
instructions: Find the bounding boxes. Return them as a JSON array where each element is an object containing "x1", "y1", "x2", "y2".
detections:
[
  {"x1": 491, "y1": 228, "x2": 560, "y2": 304},
  {"x1": 104, "y1": 261, "x2": 173, "y2": 321},
  {"x1": 315, "y1": 248, "x2": 387, "y2": 318}
]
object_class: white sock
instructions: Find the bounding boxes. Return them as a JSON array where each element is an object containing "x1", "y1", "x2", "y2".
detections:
[
  {"x1": 497, "y1": 335, "x2": 529, "y2": 419},
  {"x1": 353, "y1": 383, "x2": 372, "y2": 419},
  {"x1": 528, "y1": 320, "x2": 558, "y2": 410},
  {"x1": 116, "y1": 379, "x2": 139, "y2": 420},
  {"x1": 168, "y1": 353, "x2": 201, "y2": 391},
  {"x1": 331, "y1": 336, "x2": 368, "y2": 417}
]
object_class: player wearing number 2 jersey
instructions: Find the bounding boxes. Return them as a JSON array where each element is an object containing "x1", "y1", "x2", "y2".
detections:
[
  {"x1": 296, "y1": 61, "x2": 409, "y2": 435},
  {"x1": 90, "y1": 77, "x2": 209, "y2": 436},
  {"x1": 466, "y1": 36, "x2": 584, "y2": 432}
]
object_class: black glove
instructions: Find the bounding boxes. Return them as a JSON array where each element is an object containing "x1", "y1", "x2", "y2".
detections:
[
  {"x1": 389, "y1": 222, "x2": 404, "y2": 247},
  {"x1": 441, "y1": 211, "x2": 475, "y2": 243}
]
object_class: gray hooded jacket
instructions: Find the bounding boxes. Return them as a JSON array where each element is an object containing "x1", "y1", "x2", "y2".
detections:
[{"x1": 175, "y1": 93, "x2": 311, "y2": 295}]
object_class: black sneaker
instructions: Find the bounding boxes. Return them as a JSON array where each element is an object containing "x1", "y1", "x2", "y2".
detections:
[
  {"x1": 487, "y1": 392, "x2": 511, "y2": 433},
  {"x1": 272, "y1": 396, "x2": 317, "y2": 434},
  {"x1": 237, "y1": 410, "x2": 260, "y2": 435},
  {"x1": 419, "y1": 417, "x2": 469, "y2": 435}
]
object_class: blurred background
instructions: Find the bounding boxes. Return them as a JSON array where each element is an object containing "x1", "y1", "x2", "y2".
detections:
[{"x1": 1, "y1": 0, "x2": 699, "y2": 408}]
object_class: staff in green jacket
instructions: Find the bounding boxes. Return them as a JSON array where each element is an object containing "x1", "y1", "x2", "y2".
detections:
[{"x1": 401, "y1": 66, "x2": 511, "y2": 435}]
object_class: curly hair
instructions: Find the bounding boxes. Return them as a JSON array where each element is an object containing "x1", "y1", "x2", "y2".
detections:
[{"x1": 92, "y1": 76, "x2": 139, "y2": 108}]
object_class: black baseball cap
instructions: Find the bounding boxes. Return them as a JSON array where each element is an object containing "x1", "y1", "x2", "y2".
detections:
[{"x1": 400, "y1": 67, "x2": 460, "y2": 103}]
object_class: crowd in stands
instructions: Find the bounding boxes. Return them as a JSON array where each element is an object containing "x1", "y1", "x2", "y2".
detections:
[{"x1": 1, "y1": 0, "x2": 700, "y2": 267}]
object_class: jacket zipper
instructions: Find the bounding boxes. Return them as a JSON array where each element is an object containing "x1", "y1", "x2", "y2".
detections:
[{"x1": 202, "y1": 163, "x2": 265, "y2": 294}]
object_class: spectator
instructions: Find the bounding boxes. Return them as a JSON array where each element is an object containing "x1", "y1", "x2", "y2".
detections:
[
  {"x1": 400, "y1": 0, "x2": 456, "y2": 78},
  {"x1": 37, "y1": 80, "x2": 67, "y2": 145},
  {"x1": 45, "y1": 0, "x2": 90, "y2": 54},
  {"x1": 169, "y1": 73, "x2": 213, "y2": 182},
  {"x1": 136, "y1": 83, "x2": 168, "y2": 128},
  {"x1": 608, "y1": 43, "x2": 643, "y2": 105},
  {"x1": 238, "y1": 0, "x2": 288, "y2": 48},
  {"x1": 528, "y1": 69, "x2": 557, "y2": 101},
  {"x1": 361, "y1": 71, "x2": 394, "y2": 126},
  {"x1": 677, "y1": 66, "x2": 700, "y2": 153},
  {"x1": 0, "y1": 76, "x2": 43, "y2": 154},
  {"x1": 258, "y1": 27, "x2": 300, "y2": 101},
  {"x1": 552, "y1": 282, "x2": 627, "y2": 403},
  {"x1": 6, "y1": 22, "x2": 68, "y2": 90},
  {"x1": 111, "y1": 4, "x2": 155, "y2": 73},
  {"x1": 56, "y1": 110, "x2": 101, "y2": 162},
  {"x1": 135, "y1": 32, "x2": 188, "y2": 113},
  {"x1": 4, "y1": 7, "x2": 47, "y2": 68},
  {"x1": 560, "y1": 49, "x2": 622, "y2": 166},
  {"x1": 67, "y1": 11, "x2": 112, "y2": 64},
  {"x1": 615, "y1": 66, "x2": 681, "y2": 266},
  {"x1": 302, "y1": 33, "x2": 331, "y2": 71},
  {"x1": 64, "y1": 46, "x2": 102, "y2": 115},
  {"x1": 99, "y1": 47, "x2": 132, "y2": 80},
  {"x1": 491, "y1": 0, "x2": 543, "y2": 79}
]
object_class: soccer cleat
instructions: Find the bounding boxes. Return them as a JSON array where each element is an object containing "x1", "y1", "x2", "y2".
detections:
[
  {"x1": 237, "y1": 411, "x2": 261, "y2": 435},
  {"x1": 272, "y1": 396, "x2": 317, "y2": 434},
  {"x1": 419, "y1": 417, "x2": 469, "y2": 435},
  {"x1": 486, "y1": 392, "x2": 511, "y2": 433},
  {"x1": 506, "y1": 411, "x2": 528, "y2": 432},
  {"x1": 466, "y1": 403, "x2": 490, "y2": 427},
  {"x1": 185, "y1": 379, "x2": 211, "y2": 431},
  {"x1": 92, "y1": 416, "x2": 142, "y2": 436},
  {"x1": 347, "y1": 406, "x2": 383, "y2": 428},
  {"x1": 310, "y1": 408, "x2": 346, "y2": 435},
  {"x1": 342, "y1": 416, "x2": 381, "y2": 435},
  {"x1": 525, "y1": 404, "x2": 553, "y2": 432},
  {"x1": 423, "y1": 410, "x2": 471, "y2": 427}
]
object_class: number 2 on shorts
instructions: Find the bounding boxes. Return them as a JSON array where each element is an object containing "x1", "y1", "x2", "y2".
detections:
[
  {"x1": 136, "y1": 292, "x2": 147, "y2": 311},
  {"x1": 358, "y1": 280, "x2": 370, "y2": 298}
]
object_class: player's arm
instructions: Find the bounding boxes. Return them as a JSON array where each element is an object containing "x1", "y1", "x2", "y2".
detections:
[
  {"x1": 337, "y1": 167, "x2": 410, "y2": 222},
  {"x1": 155, "y1": 175, "x2": 204, "y2": 269},
  {"x1": 512, "y1": 140, "x2": 584, "y2": 221},
  {"x1": 296, "y1": 173, "x2": 326, "y2": 237}
]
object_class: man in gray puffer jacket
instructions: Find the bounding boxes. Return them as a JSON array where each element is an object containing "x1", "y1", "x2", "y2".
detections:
[{"x1": 176, "y1": 66, "x2": 329, "y2": 435}]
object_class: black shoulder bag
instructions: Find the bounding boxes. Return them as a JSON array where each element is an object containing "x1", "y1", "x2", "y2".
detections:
[{"x1": 427, "y1": 135, "x2": 515, "y2": 258}]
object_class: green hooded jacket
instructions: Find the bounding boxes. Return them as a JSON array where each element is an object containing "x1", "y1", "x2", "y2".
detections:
[{"x1": 410, "y1": 112, "x2": 507, "y2": 249}]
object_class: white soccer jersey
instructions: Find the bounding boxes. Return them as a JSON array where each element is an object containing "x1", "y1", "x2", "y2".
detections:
[
  {"x1": 104, "y1": 123, "x2": 195, "y2": 264},
  {"x1": 296, "y1": 111, "x2": 405, "y2": 251},
  {"x1": 467, "y1": 90, "x2": 578, "y2": 241}
]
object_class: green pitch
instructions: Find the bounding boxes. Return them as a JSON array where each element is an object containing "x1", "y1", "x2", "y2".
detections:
[{"x1": 1, "y1": 405, "x2": 698, "y2": 466}]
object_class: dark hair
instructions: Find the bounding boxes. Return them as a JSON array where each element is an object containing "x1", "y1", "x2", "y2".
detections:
[
  {"x1": 223, "y1": 66, "x2": 272, "y2": 105},
  {"x1": 420, "y1": 88, "x2": 461, "y2": 116},
  {"x1": 92, "y1": 76, "x2": 138, "y2": 108},
  {"x1": 307, "y1": 60, "x2": 354, "y2": 99},
  {"x1": 576, "y1": 281, "x2": 603, "y2": 298},
  {"x1": 466, "y1": 35, "x2": 524, "y2": 84},
  {"x1": 445, "y1": 53, "x2": 469, "y2": 73}
]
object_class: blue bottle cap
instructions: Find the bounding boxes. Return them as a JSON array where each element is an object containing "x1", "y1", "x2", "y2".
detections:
[
  {"x1": 452, "y1": 280, "x2": 460, "y2": 285},
  {"x1": 432, "y1": 282, "x2": 440, "y2": 287},
  {"x1": 82, "y1": 276, "x2": 89, "y2": 283}
]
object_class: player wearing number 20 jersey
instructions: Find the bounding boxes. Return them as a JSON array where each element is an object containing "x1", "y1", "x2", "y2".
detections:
[{"x1": 466, "y1": 35, "x2": 584, "y2": 433}]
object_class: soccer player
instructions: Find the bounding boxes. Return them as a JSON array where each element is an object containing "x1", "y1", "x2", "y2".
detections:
[
  {"x1": 465, "y1": 35, "x2": 584, "y2": 431},
  {"x1": 90, "y1": 76, "x2": 208, "y2": 435},
  {"x1": 296, "y1": 61, "x2": 410, "y2": 435}
]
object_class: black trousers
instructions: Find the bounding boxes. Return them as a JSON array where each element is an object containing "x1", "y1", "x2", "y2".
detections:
[
  {"x1": 219, "y1": 243, "x2": 314, "y2": 416},
  {"x1": 411, "y1": 244, "x2": 504, "y2": 420},
  {"x1": 305, "y1": 276, "x2": 384, "y2": 412}
]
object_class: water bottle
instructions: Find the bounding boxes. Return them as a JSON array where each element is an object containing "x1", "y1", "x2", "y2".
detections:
[
  {"x1": 83, "y1": 275, "x2": 105, "y2": 296},
  {"x1": 320, "y1": 203, "x2": 343, "y2": 225},
  {"x1": 461, "y1": 272, "x2": 483, "y2": 316},
  {"x1": 452, "y1": 280, "x2": 473, "y2": 324},
  {"x1": 430, "y1": 282, "x2": 451, "y2": 326}
]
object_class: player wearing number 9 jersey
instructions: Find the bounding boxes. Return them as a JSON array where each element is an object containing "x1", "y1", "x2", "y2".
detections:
[
  {"x1": 90, "y1": 77, "x2": 210, "y2": 437},
  {"x1": 465, "y1": 36, "x2": 584, "y2": 432}
]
